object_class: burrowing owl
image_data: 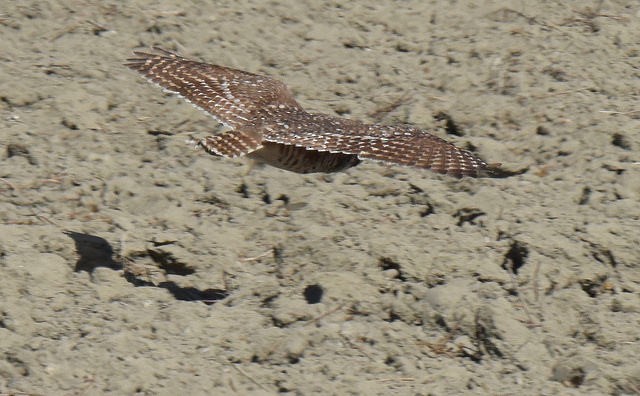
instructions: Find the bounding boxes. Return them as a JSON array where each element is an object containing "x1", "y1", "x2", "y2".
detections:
[{"x1": 126, "y1": 47, "x2": 500, "y2": 177}]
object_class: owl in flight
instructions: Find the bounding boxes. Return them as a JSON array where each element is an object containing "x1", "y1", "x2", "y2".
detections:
[{"x1": 126, "y1": 47, "x2": 500, "y2": 177}]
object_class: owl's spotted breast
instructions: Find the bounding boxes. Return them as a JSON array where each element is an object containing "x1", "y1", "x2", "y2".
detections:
[{"x1": 248, "y1": 142, "x2": 361, "y2": 174}]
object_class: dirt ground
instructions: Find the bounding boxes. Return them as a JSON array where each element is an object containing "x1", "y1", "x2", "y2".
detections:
[{"x1": 1, "y1": 1, "x2": 639, "y2": 395}]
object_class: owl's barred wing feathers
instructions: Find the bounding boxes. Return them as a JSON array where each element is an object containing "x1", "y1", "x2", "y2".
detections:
[
  {"x1": 127, "y1": 48, "x2": 501, "y2": 177},
  {"x1": 261, "y1": 112, "x2": 494, "y2": 177},
  {"x1": 125, "y1": 47, "x2": 302, "y2": 129},
  {"x1": 358, "y1": 126, "x2": 490, "y2": 177}
]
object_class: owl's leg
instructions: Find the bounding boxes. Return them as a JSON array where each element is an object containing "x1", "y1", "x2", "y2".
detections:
[{"x1": 197, "y1": 128, "x2": 263, "y2": 158}]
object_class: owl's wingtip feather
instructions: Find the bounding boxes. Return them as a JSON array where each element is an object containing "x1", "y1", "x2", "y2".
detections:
[{"x1": 476, "y1": 163, "x2": 525, "y2": 178}]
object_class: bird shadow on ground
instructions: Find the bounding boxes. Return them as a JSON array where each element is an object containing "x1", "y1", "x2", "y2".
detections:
[
  {"x1": 64, "y1": 231, "x2": 121, "y2": 272},
  {"x1": 64, "y1": 231, "x2": 228, "y2": 305}
]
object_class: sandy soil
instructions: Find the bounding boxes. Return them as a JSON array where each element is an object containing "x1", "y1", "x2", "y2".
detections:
[{"x1": 1, "y1": 1, "x2": 639, "y2": 395}]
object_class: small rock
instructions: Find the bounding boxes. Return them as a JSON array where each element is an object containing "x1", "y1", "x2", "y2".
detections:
[
  {"x1": 285, "y1": 334, "x2": 307, "y2": 362},
  {"x1": 551, "y1": 358, "x2": 597, "y2": 387}
]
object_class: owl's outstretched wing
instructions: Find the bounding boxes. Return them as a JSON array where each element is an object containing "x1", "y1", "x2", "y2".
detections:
[
  {"x1": 261, "y1": 112, "x2": 498, "y2": 177},
  {"x1": 354, "y1": 126, "x2": 497, "y2": 177},
  {"x1": 125, "y1": 47, "x2": 302, "y2": 129}
]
